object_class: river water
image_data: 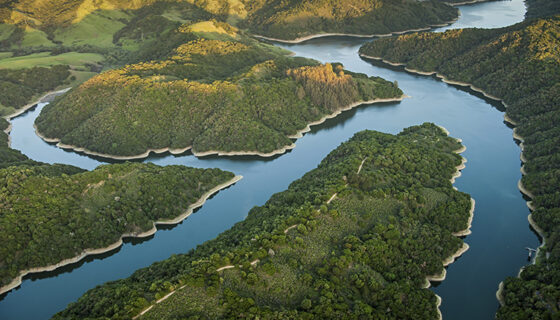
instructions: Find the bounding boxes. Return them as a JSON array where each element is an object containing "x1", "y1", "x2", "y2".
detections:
[{"x1": 0, "y1": 1, "x2": 536, "y2": 319}]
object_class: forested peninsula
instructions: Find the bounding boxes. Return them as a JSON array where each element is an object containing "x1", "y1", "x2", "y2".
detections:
[
  {"x1": 52, "y1": 123, "x2": 473, "y2": 320},
  {"x1": 0, "y1": 108, "x2": 239, "y2": 296},
  {"x1": 34, "y1": 21, "x2": 403, "y2": 159},
  {"x1": 359, "y1": 12, "x2": 560, "y2": 320}
]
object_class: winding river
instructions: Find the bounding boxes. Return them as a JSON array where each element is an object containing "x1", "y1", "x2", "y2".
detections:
[{"x1": 0, "y1": 1, "x2": 538, "y2": 319}]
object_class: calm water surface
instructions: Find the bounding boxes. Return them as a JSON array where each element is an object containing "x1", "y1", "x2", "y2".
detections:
[{"x1": 0, "y1": 1, "x2": 536, "y2": 319}]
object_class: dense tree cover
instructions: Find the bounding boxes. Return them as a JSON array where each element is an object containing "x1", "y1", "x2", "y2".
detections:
[
  {"x1": 35, "y1": 23, "x2": 402, "y2": 157},
  {"x1": 360, "y1": 15, "x2": 560, "y2": 319},
  {"x1": 0, "y1": 160, "x2": 235, "y2": 289},
  {"x1": 0, "y1": 82, "x2": 236, "y2": 292},
  {"x1": 243, "y1": 0, "x2": 458, "y2": 40},
  {"x1": 525, "y1": 0, "x2": 560, "y2": 19},
  {"x1": 0, "y1": 64, "x2": 71, "y2": 116},
  {"x1": 52, "y1": 123, "x2": 472, "y2": 319}
]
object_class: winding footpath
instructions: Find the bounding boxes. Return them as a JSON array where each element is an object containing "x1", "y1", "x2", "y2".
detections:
[{"x1": 135, "y1": 145, "x2": 474, "y2": 319}]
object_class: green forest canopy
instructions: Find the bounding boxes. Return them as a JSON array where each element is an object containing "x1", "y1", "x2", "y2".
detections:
[
  {"x1": 53, "y1": 123, "x2": 472, "y2": 320},
  {"x1": 34, "y1": 22, "x2": 402, "y2": 158},
  {"x1": 359, "y1": 14, "x2": 560, "y2": 319},
  {"x1": 0, "y1": 162, "x2": 235, "y2": 290},
  {"x1": 0, "y1": 64, "x2": 71, "y2": 116},
  {"x1": 0, "y1": 0, "x2": 456, "y2": 122},
  {"x1": 0, "y1": 111, "x2": 237, "y2": 292}
]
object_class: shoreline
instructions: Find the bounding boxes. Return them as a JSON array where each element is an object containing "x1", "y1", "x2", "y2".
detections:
[
  {"x1": 447, "y1": 0, "x2": 492, "y2": 6},
  {"x1": 252, "y1": 18, "x2": 459, "y2": 44},
  {"x1": 3, "y1": 123, "x2": 12, "y2": 147},
  {"x1": 454, "y1": 198, "x2": 476, "y2": 237},
  {"x1": 528, "y1": 214, "x2": 546, "y2": 263},
  {"x1": 422, "y1": 125, "x2": 473, "y2": 319},
  {"x1": 34, "y1": 123, "x2": 194, "y2": 160},
  {"x1": 364, "y1": 51, "x2": 549, "y2": 314},
  {"x1": 0, "y1": 175, "x2": 243, "y2": 296},
  {"x1": 361, "y1": 54, "x2": 504, "y2": 102},
  {"x1": 286, "y1": 95, "x2": 408, "y2": 139},
  {"x1": 450, "y1": 157, "x2": 467, "y2": 184},
  {"x1": 518, "y1": 180, "x2": 535, "y2": 199},
  {"x1": 192, "y1": 143, "x2": 296, "y2": 158},
  {"x1": 34, "y1": 96, "x2": 407, "y2": 160},
  {"x1": 496, "y1": 212, "x2": 547, "y2": 307},
  {"x1": 436, "y1": 295, "x2": 443, "y2": 320},
  {"x1": 422, "y1": 196, "x2": 474, "y2": 287},
  {"x1": 503, "y1": 113, "x2": 518, "y2": 126},
  {"x1": 3, "y1": 88, "x2": 71, "y2": 148},
  {"x1": 4, "y1": 88, "x2": 72, "y2": 121},
  {"x1": 496, "y1": 281, "x2": 506, "y2": 306},
  {"x1": 423, "y1": 243, "x2": 471, "y2": 287}
]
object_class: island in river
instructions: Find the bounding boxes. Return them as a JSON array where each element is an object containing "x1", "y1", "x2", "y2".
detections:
[
  {"x1": 359, "y1": 9, "x2": 560, "y2": 319},
  {"x1": 53, "y1": 123, "x2": 473, "y2": 320}
]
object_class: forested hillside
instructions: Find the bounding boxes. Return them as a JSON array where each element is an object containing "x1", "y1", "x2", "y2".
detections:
[
  {"x1": 0, "y1": 161, "x2": 236, "y2": 294},
  {"x1": 359, "y1": 15, "x2": 560, "y2": 319},
  {"x1": 525, "y1": 0, "x2": 560, "y2": 18},
  {"x1": 34, "y1": 21, "x2": 402, "y2": 158},
  {"x1": 0, "y1": 98, "x2": 238, "y2": 296},
  {"x1": 0, "y1": 0, "x2": 451, "y2": 120},
  {"x1": 0, "y1": 65, "x2": 71, "y2": 116},
  {"x1": 0, "y1": 0, "x2": 458, "y2": 45},
  {"x1": 52, "y1": 123, "x2": 472, "y2": 319},
  {"x1": 242, "y1": 0, "x2": 457, "y2": 41}
]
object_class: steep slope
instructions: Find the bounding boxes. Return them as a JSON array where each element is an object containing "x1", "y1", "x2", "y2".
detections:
[{"x1": 359, "y1": 15, "x2": 560, "y2": 319}]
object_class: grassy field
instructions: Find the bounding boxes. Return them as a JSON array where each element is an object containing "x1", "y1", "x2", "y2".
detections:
[
  {"x1": 54, "y1": 10, "x2": 130, "y2": 48},
  {"x1": 0, "y1": 52, "x2": 103, "y2": 69},
  {"x1": 19, "y1": 27, "x2": 56, "y2": 48},
  {"x1": 0, "y1": 24, "x2": 15, "y2": 41}
]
